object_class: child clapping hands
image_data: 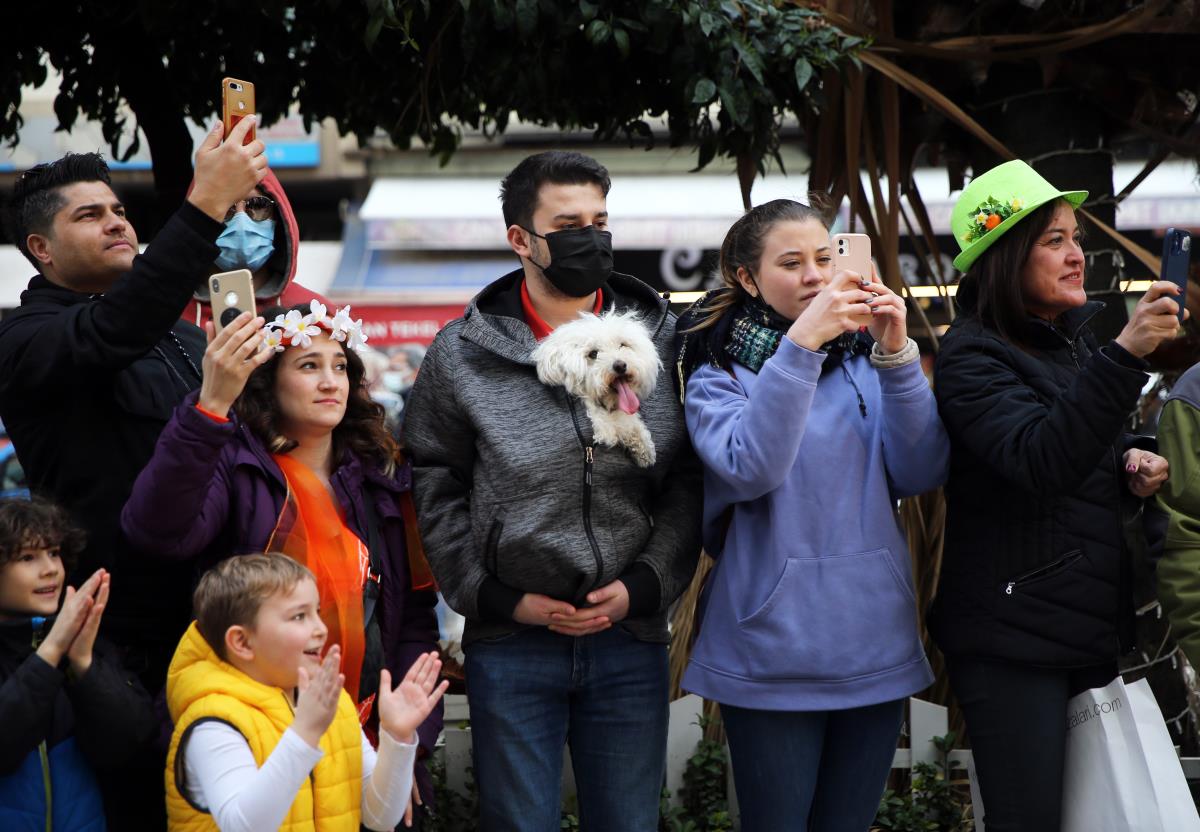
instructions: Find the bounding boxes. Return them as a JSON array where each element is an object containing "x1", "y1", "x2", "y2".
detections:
[
  {"x1": 0, "y1": 498, "x2": 155, "y2": 831},
  {"x1": 165, "y1": 553, "x2": 448, "y2": 832}
]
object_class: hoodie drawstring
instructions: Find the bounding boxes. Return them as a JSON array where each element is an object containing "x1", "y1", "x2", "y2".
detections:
[{"x1": 840, "y1": 362, "x2": 868, "y2": 419}]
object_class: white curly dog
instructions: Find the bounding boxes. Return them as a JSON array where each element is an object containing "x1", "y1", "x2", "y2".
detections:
[{"x1": 532, "y1": 310, "x2": 662, "y2": 467}]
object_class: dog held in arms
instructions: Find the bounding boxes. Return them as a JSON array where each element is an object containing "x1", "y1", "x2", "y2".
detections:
[{"x1": 532, "y1": 310, "x2": 661, "y2": 467}]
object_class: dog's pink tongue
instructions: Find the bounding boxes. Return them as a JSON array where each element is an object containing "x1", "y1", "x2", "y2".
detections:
[{"x1": 616, "y1": 380, "x2": 640, "y2": 415}]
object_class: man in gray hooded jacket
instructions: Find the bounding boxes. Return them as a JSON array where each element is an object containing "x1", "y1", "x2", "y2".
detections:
[{"x1": 403, "y1": 151, "x2": 702, "y2": 831}]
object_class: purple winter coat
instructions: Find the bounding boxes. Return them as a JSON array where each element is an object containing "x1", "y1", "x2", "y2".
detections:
[{"x1": 119, "y1": 392, "x2": 443, "y2": 765}]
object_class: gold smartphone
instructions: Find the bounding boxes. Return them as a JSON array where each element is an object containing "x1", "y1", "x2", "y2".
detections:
[
  {"x1": 832, "y1": 233, "x2": 873, "y2": 283},
  {"x1": 210, "y1": 269, "x2": 256, "y2": 332},
  {"x1": 221, "y1": 77, "x2": 256, "y2": 145}
]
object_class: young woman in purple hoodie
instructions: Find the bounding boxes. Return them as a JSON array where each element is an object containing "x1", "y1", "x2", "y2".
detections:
[
  {"x1": 675, "y1": 200, "x2": 948, "y2": 832},
  {"x1": 119, "y1": 303, "x2": 441, "y2": 823}
]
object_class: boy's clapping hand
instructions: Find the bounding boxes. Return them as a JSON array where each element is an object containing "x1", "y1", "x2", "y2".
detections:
[
  {"x1": 378, "y1": 652, "x2": 449, "y2": 745},
  {"x1": 293, "y1": 644, "x2": 344, "y2": 749},
  {"x1": 65, "y1": 569, "x2": 109, "y2": 676},
  {"x1": 35, "y1": 568, "x2": 107, "y2": 674}
]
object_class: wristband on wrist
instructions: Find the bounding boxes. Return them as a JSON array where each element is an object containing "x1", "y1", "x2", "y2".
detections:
[{"x1": 869, "y1": 337, "x2": 920, "y2": 369}]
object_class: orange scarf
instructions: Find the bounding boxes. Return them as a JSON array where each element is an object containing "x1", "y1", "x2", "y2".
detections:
[{"x1": 269, "y1": 455, "x2": 367, "y2": 702}]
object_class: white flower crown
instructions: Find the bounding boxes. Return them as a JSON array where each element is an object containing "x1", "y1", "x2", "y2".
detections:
[{"x1": 262, "y1": 300, "x2": 369, "y2": 353}]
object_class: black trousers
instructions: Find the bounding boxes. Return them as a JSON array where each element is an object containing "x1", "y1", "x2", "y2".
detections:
[{"x1": 947, "y1": 656, "x2": 1117, "y2": 832}]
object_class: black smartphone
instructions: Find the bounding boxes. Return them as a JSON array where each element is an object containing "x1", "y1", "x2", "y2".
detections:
[{"x1": 1161, "y1": 228, "x2": 1191, "y2": 323}]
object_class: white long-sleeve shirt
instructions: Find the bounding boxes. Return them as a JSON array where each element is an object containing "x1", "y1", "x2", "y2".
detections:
[{"x1": 182, "y1": 721, "x2": 416, "y2": 832}]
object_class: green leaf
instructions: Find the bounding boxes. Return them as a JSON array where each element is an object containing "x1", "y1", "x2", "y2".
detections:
[
  {"x1": 585, "y1": 18, "x2": 610, "y2": 45},
  {"x1": 613, "y1": 28, "x2": 630, "y2": 59},
  {"x1": 364, "y1": 13, "x2": 385, "y2": 49},
  {"x1": 699, "y1": 11, "x2": 719, "y2": 37},
  {"x1": 692, "y1": 77, "x2": 716, "y2": 103},
  {"x1": 578, "y1": 0, "x2": 599, "y2": 21},
  {"x1": 719, "y1": 83, "x2": 750, "y2": 128},
  {"x1": 794, "y1": 57, "x2": 813, "y2": 92},
  {"x1": 732, "y1": 35, "x2": 765, "y2": 85}
]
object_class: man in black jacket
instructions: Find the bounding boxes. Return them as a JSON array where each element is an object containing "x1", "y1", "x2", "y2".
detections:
[
  {"x1": 0, "y1": 117, "x2": 265, "y2": 682},
  {"x1": 0, "y1": 117, "x2": 265, "y2": 829}
]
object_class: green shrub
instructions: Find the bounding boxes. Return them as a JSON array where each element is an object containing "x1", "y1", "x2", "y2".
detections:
[{"x1": 872, "y1": 733, "x2": 974, "y2": 832}]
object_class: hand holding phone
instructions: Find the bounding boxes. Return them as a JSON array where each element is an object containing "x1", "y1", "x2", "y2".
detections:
[
  {"x1": 188, "y1": 97, "x2": 266, "y2": 222},
  {"x1": 786, "y1": 269, "x2": 876, "y2": 351},
  {"x1": 1161, "y1": 228, "x2": 1191, "y2": 323},
  {"x1": 222, "y1": 78, "x2": 257, "y2": 145},
  {"x1": 198, "y1": 308, "x2": 274, "y2": 416}
]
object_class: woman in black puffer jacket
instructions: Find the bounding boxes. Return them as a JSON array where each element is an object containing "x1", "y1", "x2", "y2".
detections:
[{"x1": 930, "y1": 160, "x2": 1181, "y2": 832}]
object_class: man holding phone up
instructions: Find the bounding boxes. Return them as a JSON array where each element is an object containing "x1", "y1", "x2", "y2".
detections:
[{"x1": 0, "y1": 116, "x2": 265, "y2": 828}]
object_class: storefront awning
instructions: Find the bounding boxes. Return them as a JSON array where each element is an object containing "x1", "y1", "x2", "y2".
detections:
[
  {"x1": 357, "y1": 174, "x2": 812, "y2": 251},
  {"x1": 356, "y1": 162, "x2": 1200, "y2": 254},
  {"x1": 332, "y1": 161, "x2": 1200, "y2": 305}
]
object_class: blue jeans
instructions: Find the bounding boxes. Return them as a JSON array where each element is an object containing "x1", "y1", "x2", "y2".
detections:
[
  {"x1": 464, "y1": 626, "x2": 669, "y2": 832},
  {"x1": 721, "y1": 699, "x2": 905, "y2": 832}
]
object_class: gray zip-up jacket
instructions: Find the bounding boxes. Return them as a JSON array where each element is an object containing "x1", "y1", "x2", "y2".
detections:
[{"x1": 403, "y1": 269, "x2": 703, "y2": 646}]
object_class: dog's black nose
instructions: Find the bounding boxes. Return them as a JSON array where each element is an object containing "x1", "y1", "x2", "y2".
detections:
[{"x1": 612, "y1": 360, "x2": 627, "y2": 375}]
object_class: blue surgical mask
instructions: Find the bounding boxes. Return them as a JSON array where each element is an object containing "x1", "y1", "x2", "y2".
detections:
[{"x1": 214, "y1": 212, "x2": 276, "y2": 272}]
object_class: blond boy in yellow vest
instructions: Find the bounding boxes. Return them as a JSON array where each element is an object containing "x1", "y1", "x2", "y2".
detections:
[{"x1": 164, "y1": 553, "x2": 447, "y2": 831}]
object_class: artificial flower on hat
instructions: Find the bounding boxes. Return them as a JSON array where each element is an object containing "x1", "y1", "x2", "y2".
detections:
[
  {"x1": 950, "y1": 159, "x2": 1087, "y2": 273},
  {"x1": 963, "y1": 196, "x2": 1017, "y2": 244}
]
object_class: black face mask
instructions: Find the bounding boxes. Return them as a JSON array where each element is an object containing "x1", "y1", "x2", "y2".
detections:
[{"x1": 524, "y1": 225, "x2": 613, "y2": 297}]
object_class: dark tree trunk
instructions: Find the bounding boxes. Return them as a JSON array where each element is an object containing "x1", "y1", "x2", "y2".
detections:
[
  {"x1": 91, "y1": 24, "x2": 194, "y2": 239},
  {"x1": 119, "y1": 55, "x2": 195, "y2": 235}
]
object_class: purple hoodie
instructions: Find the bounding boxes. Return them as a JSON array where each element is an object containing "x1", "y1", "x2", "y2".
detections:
[
  {"x1": 120, "y1": 393, "x2": 442, "y2": 759},
  {"x1": 682, "y1": 338, "x2": 947, "y2": 710}
]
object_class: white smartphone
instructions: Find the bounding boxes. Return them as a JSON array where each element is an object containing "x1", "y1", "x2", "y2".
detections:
[
  {"x1": 210, "y1": 269, "x2": 256, "y2": 332},
  {"x1": 832, "y1": 233, "x2": 873, "y2": 285}
]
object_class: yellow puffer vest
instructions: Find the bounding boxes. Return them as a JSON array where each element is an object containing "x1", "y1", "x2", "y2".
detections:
[{"x1": 164, "y1": 622, "x2": 362, "y2": 832}]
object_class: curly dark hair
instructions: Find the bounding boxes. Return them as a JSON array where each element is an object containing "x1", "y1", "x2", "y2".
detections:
[
  {"x1": 234, "y1": 304, "x2": 398, "y2": 475},
  {"x1": 0, "y1": 496, "x2": 86, "y2": 571}
]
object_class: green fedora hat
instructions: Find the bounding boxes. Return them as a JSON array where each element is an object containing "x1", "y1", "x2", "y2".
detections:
[{"x1": 951, "y1": 159, "x2": 1087, "y2": 273}]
